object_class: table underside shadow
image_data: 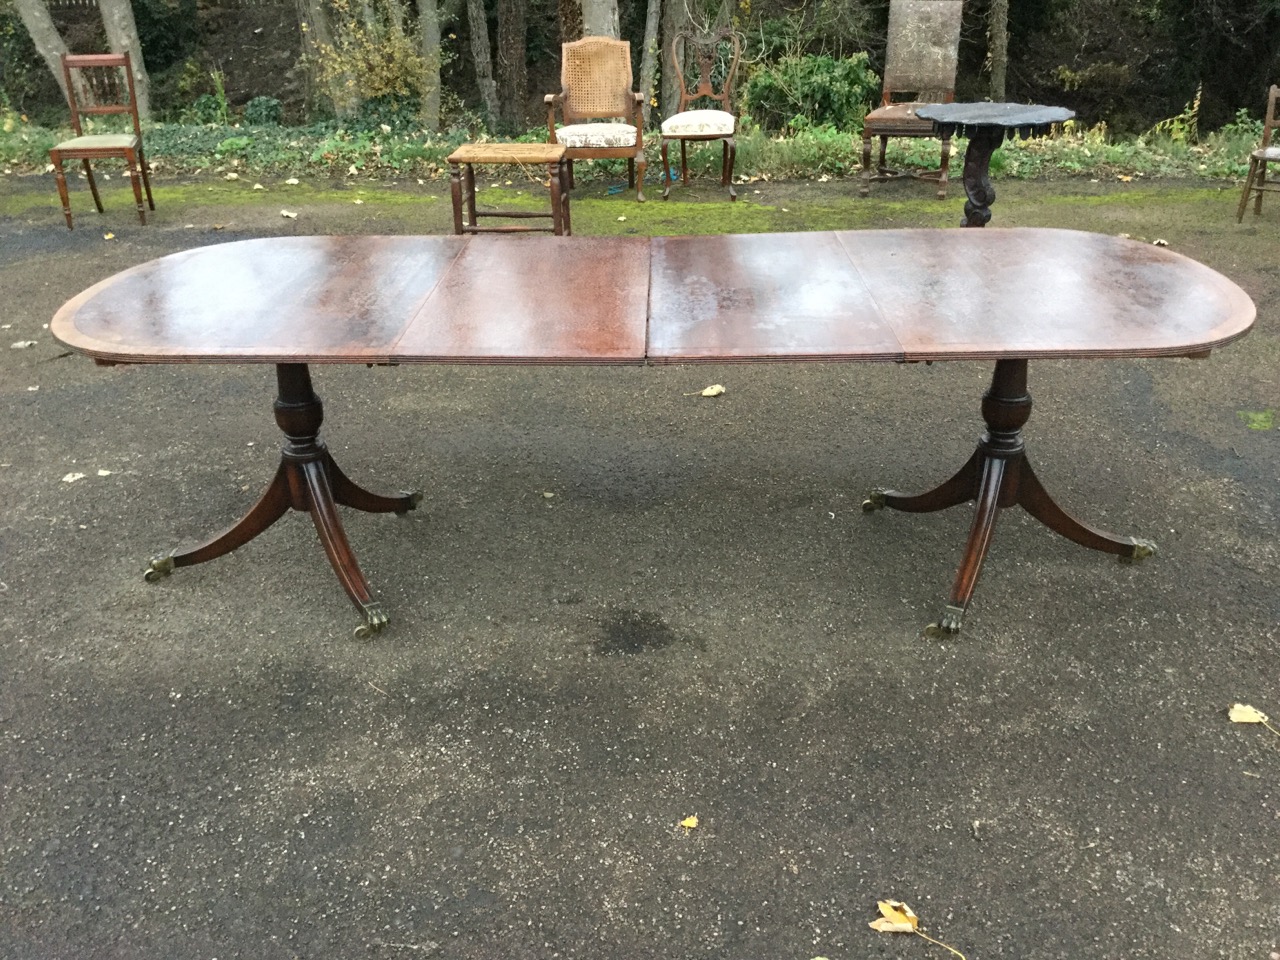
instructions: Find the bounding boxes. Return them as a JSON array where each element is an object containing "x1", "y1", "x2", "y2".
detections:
[
  {"x1": 863, "y1": 358, "x2": 1156, "y2": 634},
  {"x1": 143, "y1": 363, "x2": 420, "y2": 637}
]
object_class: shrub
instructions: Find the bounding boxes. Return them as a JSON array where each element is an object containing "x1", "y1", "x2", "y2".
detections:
[
  {"x1": 243, "y1": 96, "x2": 283, "y2": 126},
  {"x1": 742, "y1": 53, "x2": 877, "y2": 134}
]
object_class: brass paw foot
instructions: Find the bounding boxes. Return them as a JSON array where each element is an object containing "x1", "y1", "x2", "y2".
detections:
[
  {"x1": 1118, "y1": 538, "x2": 1158, "y2": 565},
  {"x1": 395, "y1": 490, "x2": 424, "y2": 515},
  {"x1": 144, "y1": 554, "x2": 175, "y2": 583},
  {"x1": 923, "y1": 604, "x2": 965, "y2": 637},
  {"x1": 353, "y1": 603, "x2": 389, "y2": 639},
  {"x1": 861, "y1": 490, "x2": 886, "y2": 512}
]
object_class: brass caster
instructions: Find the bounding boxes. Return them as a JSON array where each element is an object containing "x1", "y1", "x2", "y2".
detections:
[
  {"x1": 353, "y1": 603, "x2": 388, "y2": 639},
  {"x1": 861, "y1": 490, "x2": 886, "y2": 513},
  {"x1": 1119, "y1": 538, "x2": 1158, "y2": 565},
  {"x1": 395, "y1": 490, "x2": 424, "y2": 515},
  {"x1": 144, "y1": 554, "x2": 175, "y2": 583},
  {"x1": 923, "y1": 604, "x2": 965, "y2": 638}
]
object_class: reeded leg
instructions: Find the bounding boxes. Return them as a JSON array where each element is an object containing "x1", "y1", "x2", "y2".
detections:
[
  {"x1": 145, "y1": 463, "x2": 290, "y2": 580},
  {"x1": 925, "y1": 456, "x2": 1009, "y2": 636},
  {"x1": 863, "y1": 448, "x2": 982, "y2": 515},
  {"x1": 51, "y1": 155, "x2": 74, "y2": 229},
  {"x1": 326, "y1": 451, "x2": 421, "y2": 514},
  {"x1": 1016, "y1": 458, "x2": 1155, "y2": 560},
  {"x1": 83, "y1": 159, "x2": 104, "y2": 213},
  {"x1": 144, "y1": 363, "x2": 416, "y2": 636},
  {"x1": 299, "y1": 458, "x2": 386, "y2": 638},
  {"x1": 635, "y1": 155, "x2": 646, "y2": 202}
]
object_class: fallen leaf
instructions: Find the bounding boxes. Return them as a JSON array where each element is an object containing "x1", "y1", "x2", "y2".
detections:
[
  {"x1": 253, "y1": 183, "x2": 265, "y2": 190},
  {"x1": 380, "y1": 123, "x2": 392, "y2": 133},
  {"x1": 1152, "y1": 238, "x2": 1169, "y2": 246},
  {"x1": 617, "y1": 216, "x2": 627, "y2": 221},
  {"x1": 691, "y1": 384, "x2": 726, "y2": 397},
  {"x1": 61, "y1": 472, "x2": 86, "y2": 483},
  {"x1": 224, "y1": 172, "x2": 239, "y2": 181},
  {"x1": 27, "y1": 385, "x2": 39, "y2": 392},
  {"x1": 96, "y1": 469, "x2": 112, "y2": 476},
  {"x1": 285, "y1": 177, "x2": 300, "y2": 185},
  {"x1": 1230, "y1": 703, "x2": 1269, "y2": 724},
  {"x1": 281, "y1": 210, "x2": 298, "y2": 219},
  {"x1": 869, "y1": 900, "x2": 918, "y2": 933},
  {"x1": 347, "y1": 164, "x2": 358, "y2": 176},
  {"x1": 679, "y1": 815, "x2": 698, "y2": 830},
  {"x1": 10, "y1": 340, "x2": 37, "y2": 349},
  {"x1": 1117, "y1": 174, "x2": 1133, "y2": 182},
  {"x1": 353, "y1": 199, "x2": 364, "y2": 204},
  {"x1": 103, "y1": 232, "x2": 114, "y2": 240}
]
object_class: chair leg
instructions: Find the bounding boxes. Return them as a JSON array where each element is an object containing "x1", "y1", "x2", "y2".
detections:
[
  {"x1": 724, "y1": 137, "x2": 737, "y2": 200},
  {"x1": 138, "y1": 145, "x2": 156, "y2": 211},
  {"x1": 662, "y1": 139, "x2": 672, "y2": 199},
  {"x1": 860, "y1": 133, "x2": 872, "y2": 196},
  {"x1": 627, "y1": 157, "x2": 635, "y2": 188},
  {"x1": 1255, "y1": 159, "x2": 1268, "y2": 216},
  {"x1": 680, "y1": 140, "x2": 689, "y2": 185},
  {"x1": 567, "y1": 159, "x2": 575, "y2": 189},
  {"x1": 82, "y1": 159, "x2": 104, "y2": 213},
  {"x1": 634, "y1": 153, "x2": 646, "y2": 202},
  {"x1": 1237, "y1": 158, "x2": 1258, "y2": 222},
  {"x1": 877, "y1": 136, "x2": 889, "y2": 176},
  {"x1": 125, "y1": 149, "x2": 146, "y2": 225},
  {"x1": 51, "y1": 153, "x2": 73, "y2": 229},
  {"x1": 936, "y1": 134, "x2": 951, "y2": 200}
]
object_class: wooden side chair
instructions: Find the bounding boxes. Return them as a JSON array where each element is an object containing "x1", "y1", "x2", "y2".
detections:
[
  {"x1": 660, "y1": 28, "x2": 741, "y2": 200},
  {"x1": 49, "y1": 53, "x2": 155, "y2": 230},
  {"x1": 1236, "y1": 85, "x2": 1280, "y2": 223},
  {"x1": 860, "y1": 0, "x2": 964, "y2": 199},
  {"x1": 545, "y1": 36, "x2": 647, "y2": 201}
]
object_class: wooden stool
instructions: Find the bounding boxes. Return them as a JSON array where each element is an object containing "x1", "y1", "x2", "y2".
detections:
[{"x1": 447, "y1": 143, "x2": 572, "y2": 236}]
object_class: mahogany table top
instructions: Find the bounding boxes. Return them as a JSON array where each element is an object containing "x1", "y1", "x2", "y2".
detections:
[{"x1": 51, "y1": 229, "x2": 1255, "y2": 366}]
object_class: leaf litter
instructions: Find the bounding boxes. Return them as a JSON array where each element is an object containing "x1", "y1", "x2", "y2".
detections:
[{"x1": 869, "y1": 900, "x2": 967, "y2": 959}]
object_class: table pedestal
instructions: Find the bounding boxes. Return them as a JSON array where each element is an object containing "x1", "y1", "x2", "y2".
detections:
[
  {"x1": 863, "y1": 359, "x2": 1156, "y2": 634},
  {"x1": 958, "y1": 125, "x2": 1004, "y2": 227},
  {"x1": 144, "y1": 363, "x2": 421, "y2": 637}
]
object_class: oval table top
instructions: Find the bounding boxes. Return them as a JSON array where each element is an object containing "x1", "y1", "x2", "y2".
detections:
[{"x1": 51, "y1": 228, "x2": 1256, "y2": 366}]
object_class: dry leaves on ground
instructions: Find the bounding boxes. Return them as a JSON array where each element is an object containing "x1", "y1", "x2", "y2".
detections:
[{"x1": 869, "y1": 900, "x2": 967, "y2": 959}]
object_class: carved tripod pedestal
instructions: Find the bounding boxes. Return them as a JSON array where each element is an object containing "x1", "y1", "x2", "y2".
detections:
[
  {"x1": 144, "y1": 364, "x2": 421, "y2": 637},
  {"x1": 863, "y1": 359, "x2": 1156, "y2": 635}
]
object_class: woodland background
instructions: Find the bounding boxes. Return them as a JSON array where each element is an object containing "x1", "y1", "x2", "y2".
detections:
[{"x1": 2, "y1": 0, "x2": 1279, "y2": 142}]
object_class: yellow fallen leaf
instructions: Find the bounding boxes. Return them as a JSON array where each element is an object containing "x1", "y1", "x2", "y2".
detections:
[
  {"x1": 96, "y1": 469, "x2": 112, "y2": 476},
  {"x1": 253, "y1": 183, "x2": 265, "y2": 190},
  {"x1": 679, "y1": 815, "x2": 698, "y2": 830},
  {"x1": 869, "y1": 900, "x2": 967, "y2": 959},
  {"x1": 869, "y1": 900, "x2": 918, "y2": 933},
  {"x1": 224, "y1": 172, "x2": 239, "y2": 181},
  {"x1": 700, "y1": 384, "x2": 726, "y2": 397},
  {"x1": 285, "y1": 177, "x2": 300, "y2": 185},
  {"x1": 280, "y1": 210, "x2": 298, "y2": 219},
  {"x1": 1230, "y1": 703, "x2": 1269, "y2": 724},
  {"x1": 353, "y1": 199, "x2": 364, "y2": 204},
  {"x1": 1117, "y1": 174, "x2": 1133, "y2": 182},
  {"x1": 617, "y1": 216, "x2": 627, "y2": 222},
  {"x1": 61, "y1": 472, "x2": 86, "y2": 483},
  {"x1": 102, "y1": 232, "x2": 114, "y2": 240}
]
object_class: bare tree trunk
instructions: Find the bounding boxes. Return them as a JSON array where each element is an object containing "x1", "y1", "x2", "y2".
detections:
[
  {"x1": 638, "y1": 0, "x2": 661, "y2": 126},
  {"x1": 419, "y1": 0, "x2": 443, "y2": 130},
  {"x1": 97, "y1": 0, "x2": 151, "y2": 118},
  {"x1": 466, "y1": 0, "x2": 500, "y2": 126},
  {"x1": 581, "y1": 0, "x2": 618, "y2": 37},
  {"x1": 659, "y1": 0, "x2": 688, "y2": 118},
  {"x1": 988, "y1": 0, "x2": 1008, "y2": 101},
  {"x1": 296, "y1": 0, "x2": 340, "y2": 117},
  {"x1": 496, "y1": 0, "x2": 528, "y2": 131},
  {"x1": 12, "y1": 0, "x2": 72, "y2": 103},
  {"x1": 558, "y1": 0, "x2": 582, "y2": 44}
]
